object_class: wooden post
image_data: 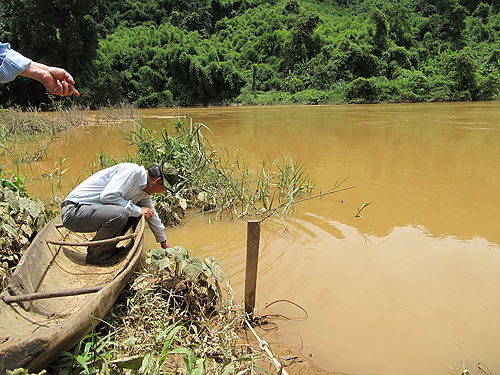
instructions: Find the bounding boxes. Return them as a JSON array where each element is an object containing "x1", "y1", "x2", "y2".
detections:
[{"x1": 245, "y1": 220, "x2": 261, "y2": 317}]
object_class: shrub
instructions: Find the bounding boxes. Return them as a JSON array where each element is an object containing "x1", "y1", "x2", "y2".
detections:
[
  {"x1": 291, "y1": 89, "x2": 328, "y2": 104},
  {"x1": 392, "y1": 69, "x2": 430, "y2": 102},
  {"x1": 476, "y1": 71, "x2": 500, "y2": 99},
  {"x1": 345, "y1": 77, "x2": 381, "y2": 102}
]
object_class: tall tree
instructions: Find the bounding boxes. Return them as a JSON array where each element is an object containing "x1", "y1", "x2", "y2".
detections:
[{"x1": 7, "y1": 0, "x2": 98, "y2": 76}]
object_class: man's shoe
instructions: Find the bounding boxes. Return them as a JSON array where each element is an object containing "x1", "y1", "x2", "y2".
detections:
[
  {"x1": 113, "y1": 246, "x2": 130, "y2": 260},
  {"x1": 85, "y1": 254, "x2": 118, "y2": 266}
]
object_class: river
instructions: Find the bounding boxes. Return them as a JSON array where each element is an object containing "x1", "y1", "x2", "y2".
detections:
[{"x1": 12, "y1": 102, "x2": 500, "y2": 375}]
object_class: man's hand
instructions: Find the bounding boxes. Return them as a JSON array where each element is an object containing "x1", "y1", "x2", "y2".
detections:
[
  {"x1": 161, "y1": 240, "x2": 173, "y2": 249},
  {"x1": 140, "y1": 207, "x2": 154, "y2": 219},
  {"x1": 20, "y1": 61, "x2": 80, "y2": 96},
  {"x1": 45, "y1": 66, "x2": 80, "y2": 96}
]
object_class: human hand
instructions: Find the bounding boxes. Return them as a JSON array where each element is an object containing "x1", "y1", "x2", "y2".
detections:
[
  {"x1": 161, "y1": 240, "x2": 173, "y2": 249},
  {"x1": 140, "y1": 207, "x2": 154, "y2": 219},
  {"x1": 20, "y1": 61, "x2": 80, "y2": 97},
  {"x1": 44, "y1": 66, "x2": 80, "y2": 96}
]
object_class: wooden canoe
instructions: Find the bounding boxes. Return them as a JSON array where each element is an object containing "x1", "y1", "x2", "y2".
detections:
[{"x1": 0, "y1": 215, "x2": 145, "y2": 374}]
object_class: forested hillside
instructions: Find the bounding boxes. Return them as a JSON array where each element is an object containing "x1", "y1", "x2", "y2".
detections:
[{"x1": 1, "y1": 0, "x2": 499, "y2": 108}]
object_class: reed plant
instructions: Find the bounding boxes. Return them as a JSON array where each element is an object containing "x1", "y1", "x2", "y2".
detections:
[
  {"x1": 124, "y1": 120, "x2": 315, "y2": 225},
  {"x1": 94, "y1": 102, "x2": 138, "y2": 124},
  {"x1": 0, "y1": 107, "x2": 63, "y2": 162}
]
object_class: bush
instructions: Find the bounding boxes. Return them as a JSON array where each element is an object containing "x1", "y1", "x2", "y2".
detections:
[
  {"x1": 476, "y1": 71, "x2": 500, "y2": 99},
  {"x1": 291, "y1": 89, "x2": 328, "y2": 104},
  {"x1": 345, "y1": 77, "x2": 381, "y2": 102},
  {"x1": 392, "y1": 69, "x2": 430, "y2": 102},
  {"x1": 135, "y1": 90, "x2": 176, "y2": 108}
]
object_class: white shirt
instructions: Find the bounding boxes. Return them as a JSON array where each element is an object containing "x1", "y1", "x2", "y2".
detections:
[{"x1": 64, "y1": 163, "x2": 166, "y2": 243}]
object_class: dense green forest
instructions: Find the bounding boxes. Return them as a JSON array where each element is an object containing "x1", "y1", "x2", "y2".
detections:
[{"x1": 1, "y1": 0, "x2": 499, "y2": 108}]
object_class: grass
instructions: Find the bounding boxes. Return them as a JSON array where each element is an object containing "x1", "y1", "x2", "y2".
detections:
[{"x1": 0, "y1": 104, "x2": 137, "y2": 163}]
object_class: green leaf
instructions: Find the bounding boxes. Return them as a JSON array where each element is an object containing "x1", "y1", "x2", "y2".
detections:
[
  {"x1": 183, "y1": 257, "x2": 204, "y2": 282},
  {"x1": 192, "y1": 358, "x2": 205, "y2": 375},
  {"x1": 145, "y1": 248, "x2": 167, "y2": 265},
  {"x1": 205, "y1": 256, "x2": 224, "y2": 281},
  {"x1": 166, "y1": 246, "x2": 190, "y2": 263},
  {"x1": 2, "y1": 223, "x2": 18, "y2": 238},
  {"x1": 139, "y1": 353, "x2": 153, "y2": 373},
  {"x1": 75, "y1": 354, "x2": 90, "y2": 373},
  {"x1": 158, "y1": 257, "x2": 171, "y2": 271},
  {"x1": 170, "y1": 348, "x2": 196, "y2": 373},
  {"x1": 159, "y1": 325, "x2": 187, "y2": 364}
]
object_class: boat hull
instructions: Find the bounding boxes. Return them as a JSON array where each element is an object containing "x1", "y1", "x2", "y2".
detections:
[{"x1": 0, "y1": 215, "x2": 145, "y2": 373}]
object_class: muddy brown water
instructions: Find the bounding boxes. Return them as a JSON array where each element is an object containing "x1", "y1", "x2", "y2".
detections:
[{"x1": 7, "y1": 102, "x2": 500, "y2": 375}]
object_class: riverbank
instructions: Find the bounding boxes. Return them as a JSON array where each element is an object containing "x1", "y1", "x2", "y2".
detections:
[{"x1": 0, "y1": 106, "x2": 330, "y2": 374}]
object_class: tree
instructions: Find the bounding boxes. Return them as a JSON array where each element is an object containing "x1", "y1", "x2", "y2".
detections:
[
  {"x1": 8, "y1": 0, "x2": 98, "y2": 74},
  {"x1": 286, "y1": 11, "x2": 321, "y2": 67},
  {"x1": 0, "y1": 0, "x2": 98, "y2": 107},
  {"x1": 371, "y1": 8, "x2": 388, "y2": 53}
]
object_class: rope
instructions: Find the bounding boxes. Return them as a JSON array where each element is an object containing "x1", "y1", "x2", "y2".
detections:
[{"x1": 245, "y1": 319, "x2": 289, "y2": 375}]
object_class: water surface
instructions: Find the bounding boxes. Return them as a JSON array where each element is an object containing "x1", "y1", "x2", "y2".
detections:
[{"x1": 15, "y1": 102, "x2": 500, "y2": 375}]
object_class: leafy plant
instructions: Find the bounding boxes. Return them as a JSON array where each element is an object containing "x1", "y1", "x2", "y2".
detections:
[
  {"x1": 146, "y1": 246, "x2": 224, "y2": 310},
  {"x1": 52, "y1": 322, "x2": 116, "y2": 375},
  {"x1": 0, "y1": 170, "x2": 48, "y2": 289},
  {"x1": 47, "y1": 248, "x2": 266, "y2": 374}
]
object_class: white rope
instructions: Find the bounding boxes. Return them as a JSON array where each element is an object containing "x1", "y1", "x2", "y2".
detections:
[{"x1": 245, "y1": 319, "x2": 289, "y2": 375}]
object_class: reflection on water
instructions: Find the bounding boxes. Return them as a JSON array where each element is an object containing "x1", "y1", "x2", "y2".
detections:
[{"x1": 6, "y1": 102, "x2": 500, "y2": 375}]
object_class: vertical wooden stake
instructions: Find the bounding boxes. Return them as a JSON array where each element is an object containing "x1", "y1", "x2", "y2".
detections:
[{"x1": 245, "y1": 220, "x2": 261, "y2": 317}]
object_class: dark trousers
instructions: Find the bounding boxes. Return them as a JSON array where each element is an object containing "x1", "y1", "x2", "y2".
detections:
[{"x1": 61, "y1": 203, "x2": 139, "y2": 261}]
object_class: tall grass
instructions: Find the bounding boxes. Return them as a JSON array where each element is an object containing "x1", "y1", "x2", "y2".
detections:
[
  {"x1": 0, "y1": 104, "x2": 138, "y2": 163},
  {"x1": 124, "y1": 120, "x2": 315, "y2": 225},
  {"x1": 0, "y1": 107, "x2": 66, "y2": 162}
]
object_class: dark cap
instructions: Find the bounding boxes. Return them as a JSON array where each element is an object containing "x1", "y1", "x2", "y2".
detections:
[{"x1": 158, "y1": 161, "x2": 179, "y2": 192}]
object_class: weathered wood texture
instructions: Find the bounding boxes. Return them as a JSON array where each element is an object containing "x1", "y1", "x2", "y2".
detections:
[{"x1": 244, "y1": 220, "x2": 261, "y2": 316}]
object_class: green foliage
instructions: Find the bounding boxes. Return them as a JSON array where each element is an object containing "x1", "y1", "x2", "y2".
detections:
[
  {"x1": 1, "y1": 0, "x2": 98, "y2": 108},
  {"x1": 346, "y1": 77, "x2": 382, "y2": 102},
  {"x1": 54, "y1": 328, "x2": 115, "y2": 374},
  {"x1": 291, "y1": 89, "x2": 329, "y2": 104},
  {"x1": 2, "y1": 0, "x2": 500, "y2": 107},
  {"x1": 82, "y1": 23, "x2": 245, "y2": 106},
  {"x1": 146, "y1": 246, "x2": 224, "y2": 287},
  {"x1": 48, "y1": 248, "x2": 263, "y2": 374},
  {"x1": 0, "y1": 170, "x2": 48, "y2": 289}
]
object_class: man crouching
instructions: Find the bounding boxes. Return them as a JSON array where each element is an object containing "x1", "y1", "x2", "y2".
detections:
[{"x1": 61, "y1": 161, "x2": 178, "y2": 265}]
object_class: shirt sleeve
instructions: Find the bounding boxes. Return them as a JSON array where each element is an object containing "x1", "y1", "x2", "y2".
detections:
[
  {"x1": 99, "y1": 167, "x2": 142, "y2": 217},
  {"x1": 0, "y1": 43, "x2": 32, "y2": 83},
  {"x1": 137, "y1": 197, "x2": 167, "y2": 243}
]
